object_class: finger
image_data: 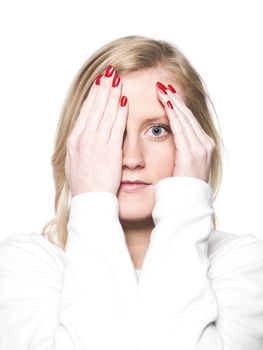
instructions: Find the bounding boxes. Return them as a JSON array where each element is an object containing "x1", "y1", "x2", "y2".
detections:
[
  {"x1": 157, "y1": 87, "x2": 205, "y2": 150},
  {"x1": 85, "y1": 69, "x2": 116, "y2": 133},
  {"x1": 166, "y1": 88, "x2": 213, "y2": 147},
  {"x1": 99, "y1": 75, "x2": 123, "y2": 143},
  {"x1": 80, "y1": 74, "x2": 103, "y2": 115},
  {"x1": 156, "y1": 92, "x2": 191, "y2": 157},
  {"x1": 108, "y1": 95, "x2": 129, "y2": 149},
  {"x1": 67, "y1": 75, "x2": 102, "y2": 141}
]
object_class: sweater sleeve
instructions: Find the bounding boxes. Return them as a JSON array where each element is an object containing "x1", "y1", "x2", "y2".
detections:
[
  {"x1": 0, "y1": 192, "x2": 138, "y2": 350},
  {"x1": 208, "y1": 231, "x2": 263, "y2": 349},
  {"x1": 135, "y1": 176, "x2": 263, "y2": 350}
]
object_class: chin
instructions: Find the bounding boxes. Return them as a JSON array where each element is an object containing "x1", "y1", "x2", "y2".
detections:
[
  {"x1": 119, "y1": 208, "x2": 152, "y2": 222},
  {"x1": 118, "y1": 194, "x2": 155, "y2": 221}
]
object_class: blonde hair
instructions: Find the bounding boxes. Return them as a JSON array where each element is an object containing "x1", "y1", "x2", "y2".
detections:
[{"x1": 40, "y1": 35, "x2": 226, "y2": 250}]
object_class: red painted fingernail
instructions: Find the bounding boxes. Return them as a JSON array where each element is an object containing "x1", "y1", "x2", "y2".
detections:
[
  {"x1": 120, "y1": 96, "x2": 128, "y2": 107},
  {"x1": 167, "y1": 100, "x2": 173, "y2": 109},
  {"x1": 112, "y1": 74, "x2": 120, "y2": 87},
  {"x1": 105, "y1": 65, "x2": 114, "y2": 77},
  {"x1": 95, "y1": 74, "x2": 103, "y2": 85},
  {"x1": 156, "y1": 81, "x2": 167, "y2": 95},
  {"x1": 167, "y1": 84, "x2": 176, "y2": 93}
]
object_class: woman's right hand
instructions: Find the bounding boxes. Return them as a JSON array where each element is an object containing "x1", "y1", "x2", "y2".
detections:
[{"x1": 65, "y1": 65, "x2": 128, "y2": 198}]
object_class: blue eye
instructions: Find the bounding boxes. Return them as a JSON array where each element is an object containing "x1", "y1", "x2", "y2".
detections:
[{"x1": 147, "y1": 123, "x2": 170, "y2": 141}]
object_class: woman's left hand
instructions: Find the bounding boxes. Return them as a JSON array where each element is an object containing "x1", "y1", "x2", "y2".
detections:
[{"x1": 156, "y1": 82, "x2": 215, "y2": 184}]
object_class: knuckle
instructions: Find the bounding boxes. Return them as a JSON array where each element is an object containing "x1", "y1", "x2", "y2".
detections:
[
  {"x1": 114, "y1": 116, "x2": 125, "y2": 133},
  {"x1": 117, "y1": 126, "x2": 125, "y2": 136},
  {"x1": 210, "y1": 139, "x2": 216, "y2": 149},
  {"x1": 111, "y1": 124, "x2": 122, "y2": 137},
  {"x1": 111, "y1": 83, "x2": 121, "y2": 95},
  {"x1": 207, "y1": 141, "x2": 216, "y2": 153},
  {"x1": 79, "y1": 135, "x2": 89, "y2": 149},
  {"x1": 102, "y1": 81, "x2": 112, "y2": 94},
  {"x1": 115, "y1": 119, "x2": 126, "y2": 134},
  {"x1": 66, "y1": 136, "x2": 75, "y2": 149},
  {"x1": 100, "y1": 119, "x2": 113, "y2": 133},
  {"x1": 207, "y1": 135, "x2": 216, "y2": 147},
  {"x1": 208, "y1": 144, "x2": 215, "y2": 154},
  {"x1": 198, "y1": 146, "x2": 207, "y2": 158},
  {"x1": 92, "y1": 104, "x2": 101, "y2": 116}
]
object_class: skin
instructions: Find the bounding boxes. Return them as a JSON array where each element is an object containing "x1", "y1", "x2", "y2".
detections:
[
  {"x1": 66, "y1": 65, "x2": 215, "y2": 271},
  {"x1": 116, "y1": 68, "x2": 183, "y2": 270}
]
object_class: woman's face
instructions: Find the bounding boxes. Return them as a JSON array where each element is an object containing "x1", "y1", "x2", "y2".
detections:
[{"x1": 117, "y1": 68, "x2": 182, "y2": 224}]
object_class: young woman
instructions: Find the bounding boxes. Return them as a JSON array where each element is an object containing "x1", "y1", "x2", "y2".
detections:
[{"x1": 1, "y1": 35, "x2": 263, "y2": 350}]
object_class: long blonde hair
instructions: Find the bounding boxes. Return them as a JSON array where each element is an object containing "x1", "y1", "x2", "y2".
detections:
[{"x1": 40, "y1": 35, "x2": 226, "y2": 250}]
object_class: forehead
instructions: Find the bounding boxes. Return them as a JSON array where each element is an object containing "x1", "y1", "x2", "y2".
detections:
[{"x1": 119, "y1": 68, "x2": 182, "y2": 122}]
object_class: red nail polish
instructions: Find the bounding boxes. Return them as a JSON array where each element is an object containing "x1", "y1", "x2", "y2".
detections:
[
  {"x1": 167, "y1": 100, "x2": 173, "y2": 109},
  {"x1": 167, "y1": 84, "x2": 176, "y2": 93},
  {"x1": 95, "y1": 74, "x2": 103, "y2": 85},
  {"x1": 112, "y1": 74, "x2": 120, "y2": 87},
  {"x1": 156, "y1": 81, "x2": 167, "y2": 95},
  {"x1": 120, "y1": 96, "x2": 128, "y2": 107},
  {"x1": 105, "y1": 65, "x2": 114, "y2": 77}
]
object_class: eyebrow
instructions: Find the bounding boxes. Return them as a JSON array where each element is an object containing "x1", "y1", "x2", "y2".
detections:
[{"x1": 141, "y1": 115, "x2": 168, "y2": 123}]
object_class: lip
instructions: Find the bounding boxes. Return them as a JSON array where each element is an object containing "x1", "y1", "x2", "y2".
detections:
[
  {"x1": 121, "y1": 180, "x2": 150, "y2": 184},
  {"x1": 120, "y1": 183, "x2": 150, "y2": 192}
]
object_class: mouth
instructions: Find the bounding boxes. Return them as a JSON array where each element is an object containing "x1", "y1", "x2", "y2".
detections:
[{"x1": 119, "y1": 183, "x2": 151, "y2": 192}]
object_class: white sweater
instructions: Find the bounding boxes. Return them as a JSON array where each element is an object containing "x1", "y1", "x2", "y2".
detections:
[{"x1": 1, "y1": 176, "x2": 263, "y2": 350}]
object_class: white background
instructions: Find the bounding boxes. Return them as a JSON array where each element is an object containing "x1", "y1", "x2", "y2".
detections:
[{"x1": 0, "y1": 0, "x2": 262, "y2": 241}]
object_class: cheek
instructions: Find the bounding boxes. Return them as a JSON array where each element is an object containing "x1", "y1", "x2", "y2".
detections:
[{"x1": 146, "y1": 140, "x2": 175, "y2": 178}]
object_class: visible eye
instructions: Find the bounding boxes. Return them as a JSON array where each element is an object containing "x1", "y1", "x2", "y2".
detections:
[{"x1": 146, "y1": 123, "x2": 171, "y2": 141}]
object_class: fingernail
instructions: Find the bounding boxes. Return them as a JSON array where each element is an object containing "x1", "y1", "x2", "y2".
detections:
[
  {"x1": 167, "y1": 84, "x2": 176, "y2": 93},
  {"x1": 120, "y1": 96, "x2": 128, "y2": 107},
  {"x1": 105, "y1": 65, "x2": 114, "y2": 77},
  {"x1": 112, "y1": 74, "x2": 120, "y2": 87},
  {"x1": 95, "y1": 74, "x2": 103, "y2": 85},
  {"x1": 167, "y1": 100, "x2": 173, "y2": 109},
  {"x1": 156, "y1": 81, "x2": 167, "y2": 95}
]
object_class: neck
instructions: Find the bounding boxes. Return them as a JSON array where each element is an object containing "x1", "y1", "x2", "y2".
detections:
[{"x1": 121, "y1": 218, "x2": 154, "y2": 270}]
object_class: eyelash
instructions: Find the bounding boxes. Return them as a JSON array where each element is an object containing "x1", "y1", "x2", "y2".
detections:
[{"x1": 147, "y1": 123, "x2": 171, "y2": 141}]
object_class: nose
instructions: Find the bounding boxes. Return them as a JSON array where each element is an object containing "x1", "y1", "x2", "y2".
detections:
[{"x1": 122, "y1": 134, "x2": 145, "y2": 170}]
